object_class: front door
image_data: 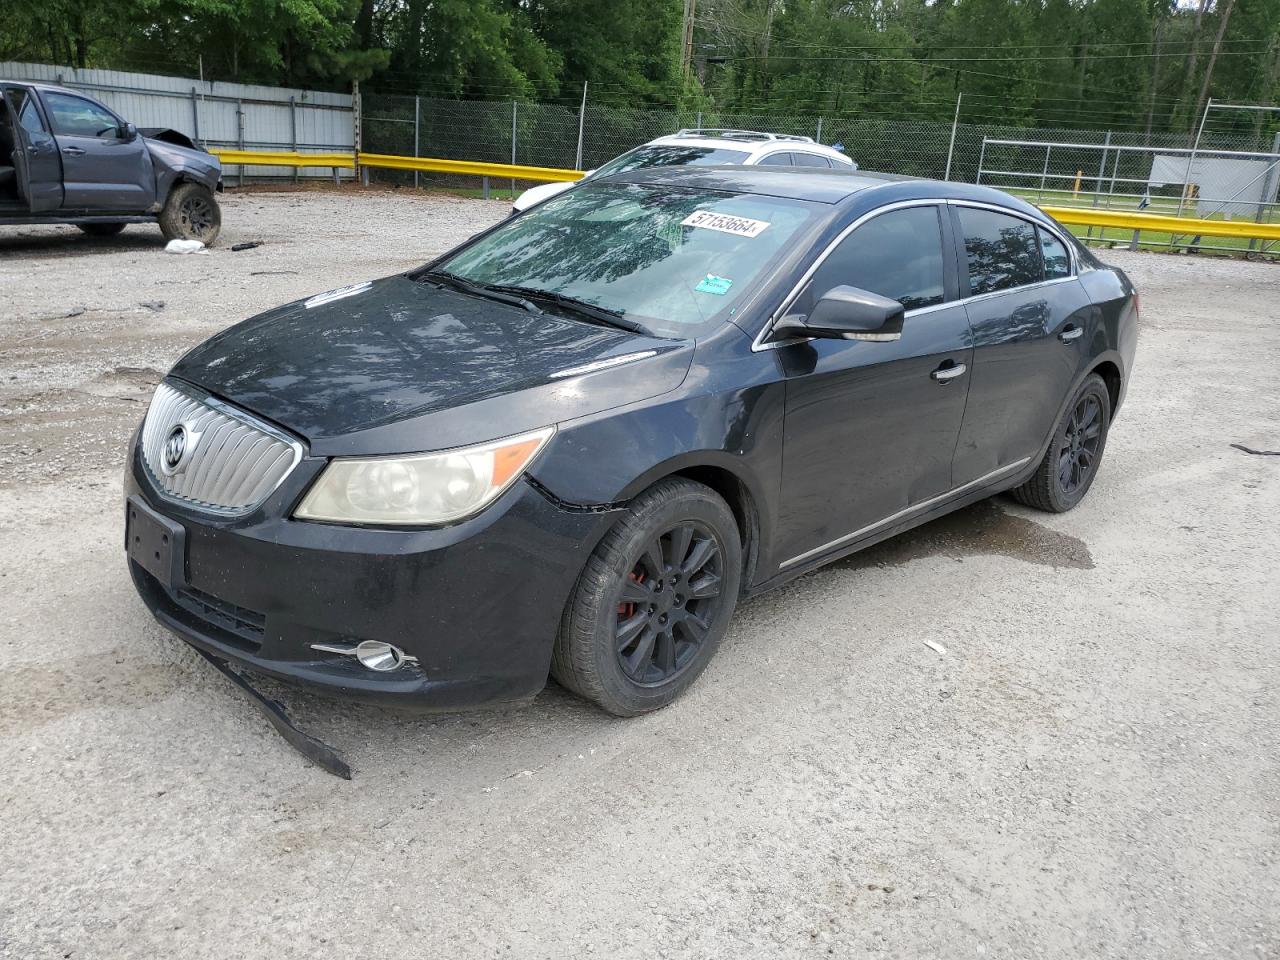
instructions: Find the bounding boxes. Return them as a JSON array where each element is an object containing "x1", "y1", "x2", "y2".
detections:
[
  {"x1": 774, "y1": 204, "x2": 973, "y2": 569},
  {"x1": 40, "y1": 89, "x2": 153, "y2": 211},
  {"x1": 3, "y1": 87, "x2": 62, "y2": 211},
  {"x1": 948, "y1": 206, "x2": 1095, "y2": 485}
]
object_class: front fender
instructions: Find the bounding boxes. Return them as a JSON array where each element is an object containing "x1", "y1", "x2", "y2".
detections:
[{"x1": 528, "y1": 377, "x2": 788, "y2": 578}]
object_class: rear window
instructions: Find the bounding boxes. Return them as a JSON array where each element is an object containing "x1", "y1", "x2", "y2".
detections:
[
  {"x1": 957, "y1": 207, "x2": 1043, "y2": 296},
  {"x1": 593, "y1": 145, "x2": 752, "y2": 177}
]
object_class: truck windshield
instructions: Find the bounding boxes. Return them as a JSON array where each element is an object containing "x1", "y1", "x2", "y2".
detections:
[{"x1": 435, "y1": 182, "x2": 819, "y2": 338}]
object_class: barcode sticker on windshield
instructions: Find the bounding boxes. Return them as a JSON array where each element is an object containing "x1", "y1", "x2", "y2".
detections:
[{"x1": 681, "y1": 211, "x2": 771, "y2": 238}]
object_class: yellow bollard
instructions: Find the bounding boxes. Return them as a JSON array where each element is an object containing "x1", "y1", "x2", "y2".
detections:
[{"x1": 1074, "y1": 170, "x2": 1082, "y2": 198}]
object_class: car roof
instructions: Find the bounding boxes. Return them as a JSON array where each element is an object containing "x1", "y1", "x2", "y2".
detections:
[
  {"x1": 646, "y1": 132, "x2": 851, "y2": 162},
  {"x1": 595, "y1": 166, "x2": 909, "y2": 203},
  {"x1": 1, "y1": 80, "x2": 88, "y2": 99},
  {"x1": 589, "y1": 165, "x2": 1059, "y2": 223}
]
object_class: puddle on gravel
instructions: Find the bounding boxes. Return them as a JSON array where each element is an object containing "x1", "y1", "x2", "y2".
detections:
[
  {"x1": 76, "y1": 365, "x2": 162, "y2": 402},
  {"x1": 839, "y1": 498, "x2": 1094, "y2": 571}
]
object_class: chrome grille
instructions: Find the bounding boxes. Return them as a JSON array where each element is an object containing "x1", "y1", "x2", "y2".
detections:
[{"x1": 141, "y1": 381, "x2": 302, "y2": 515}]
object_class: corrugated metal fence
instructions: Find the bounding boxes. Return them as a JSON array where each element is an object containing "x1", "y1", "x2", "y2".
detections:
[{"x1": 0, "y1": 61, "x2": 354, "y2": 181}]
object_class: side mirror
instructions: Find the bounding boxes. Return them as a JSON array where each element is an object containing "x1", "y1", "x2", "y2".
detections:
[
  {"x1": 122, "y1": 122, "x2": 138, "y2": 141},
  {"x1": 770, "y1": 285, "x2": 905, "y2": 343}
]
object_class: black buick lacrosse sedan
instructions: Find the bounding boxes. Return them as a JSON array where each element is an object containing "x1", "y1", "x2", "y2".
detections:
[{"x1": 125, "y1": 167, "x2": 1137, "y2": 716}]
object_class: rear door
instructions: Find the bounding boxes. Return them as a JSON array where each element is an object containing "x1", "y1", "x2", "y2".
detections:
[
  {"x1": 774, "y1": 203, "x2": 973, "y2": 568},
  {"x1": 40, "y1": 89, "x2": 153, "y2": 210},
  {"x1": 2, "y1": 86, "x2": 62, "y2": 211},
  {"x1": 791, "y1": 152, "x2": 833, "y2": 168},
  {"x1": 950, "y1": 204, "x2": 1094, "y2": 486}
]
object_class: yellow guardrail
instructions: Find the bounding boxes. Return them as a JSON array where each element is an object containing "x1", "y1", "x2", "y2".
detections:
[
  {"x1": 201, "y1": 152, "x2": 1280, "y2": 243},
  {"x1": 210, "y1": 149, "x2": 357, "y2": 169},
  {"x1": 357, "y1": 152, "x2": 584, "y2": 183},
  {"x1": 210, "y1": 148, "x2": 582, "y2": 184},
  {"x1": 1040, "y1": 204, "x2": 1280, "y2": 242}
]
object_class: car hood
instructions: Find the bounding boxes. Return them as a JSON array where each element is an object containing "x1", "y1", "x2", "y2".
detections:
[
  {"x1": 513, "y1": 179, "x2": 576, "y2": 211},
  {"x1": 169, "y1": 274, "x2": 692, "y2": 457},
  {"x1": 146, "y1": 137, "x2": 222, "y2": 190}
]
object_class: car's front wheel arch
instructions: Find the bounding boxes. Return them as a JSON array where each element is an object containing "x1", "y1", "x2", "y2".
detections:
[{"x1": 600, "y1": 452, "x2": 770, "y2": 595}]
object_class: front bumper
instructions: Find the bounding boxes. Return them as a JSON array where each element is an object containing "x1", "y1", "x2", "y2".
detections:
[{"x1": 125, "y1": 438, "x2": 614, "y2": 710}]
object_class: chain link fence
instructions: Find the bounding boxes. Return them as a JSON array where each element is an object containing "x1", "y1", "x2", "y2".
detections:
[
  {"x1": 363, "y1": 91, "x2": 1275, "y2": 183},
  {"x1": 362, "y1": 93, "x2": 1280, "y2": 256}
]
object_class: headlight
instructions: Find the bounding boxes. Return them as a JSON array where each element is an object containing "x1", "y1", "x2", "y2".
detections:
[{"x1": 294, "y1": 426, "x2": 555, "y2": 526}]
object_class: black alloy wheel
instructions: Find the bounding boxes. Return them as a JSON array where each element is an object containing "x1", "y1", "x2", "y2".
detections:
[
  {"x1": 160, "y1": 183, "x2": 222, "y2": 245},
  {"x1": 1012, "y1": 373, "x2": 1111, "y2": 513},
  {"x1": 179, "y1": 193, "x2": 216, "y2": 239},
  {"x1": 552, "y1": 478, "x2": 742, "y2": 716},
  {"x1": 615, "y1": 521, "x2": 726, "y2": 685},
  {"x1": 1058, "y1": 393, "x2": 1103, "y2": 495}
]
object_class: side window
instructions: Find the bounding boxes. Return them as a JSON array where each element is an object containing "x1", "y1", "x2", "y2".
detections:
[
  {"x1": 756, "y1": 152, "x2": 793, "y2": 166},
  {"x1": 43, "y1": 92, "x2": 121, "y2": 139},
  {"x1": 803, "y1": 206, "x2": 946, "y2": 312},
  {"x1": 957, "y1": 207, "x2": 1043, "y2": 296},
  {"x1": 792, "y1": 152, "x2": 832, "y2": 168},
  {"x1": 1038, "y1": 227, "x2": 1071, "y2": 279},
  {"x1": 9, "y1": 90, "x2": 47, "y2": 135}
]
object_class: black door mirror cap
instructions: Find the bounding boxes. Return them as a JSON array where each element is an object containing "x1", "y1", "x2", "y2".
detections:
[
  {"x1": 769, "y1": 285, "x2": 905, "y2": 343},
  {"x1": 123, "y1": 122, "x2": 139, "y2": 141}
]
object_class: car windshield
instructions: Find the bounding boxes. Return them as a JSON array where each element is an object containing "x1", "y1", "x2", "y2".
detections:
[
  {"x1": 593, "y1": 145, "x2": 752, "y2": 177},
  {"x1": 435, "y1": 183, "x2": 820, "y2": 338}
]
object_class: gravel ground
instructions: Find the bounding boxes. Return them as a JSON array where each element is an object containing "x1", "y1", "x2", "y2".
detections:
[{"x1": 1, "y1": 189, "x2": 1277, "y2": 959}]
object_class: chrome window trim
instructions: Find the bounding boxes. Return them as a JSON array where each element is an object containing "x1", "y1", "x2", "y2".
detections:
[
  {"x1": 751, "y1": 197, "x2": 1078, "y2": 353},
  {"x1": 778, "y1": 457, "x2": 1032, "y2": 570},
  {"x1": 141, "y1": 380, "x2": 305, "y2": 517}
]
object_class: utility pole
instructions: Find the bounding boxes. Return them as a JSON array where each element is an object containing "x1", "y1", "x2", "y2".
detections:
[
  {"x1": 681, "y1": 0, "x2": 697, "y2": 78},
  {"x1": 1192, "y1": 0, "x2": 1237, "y2": 130}
]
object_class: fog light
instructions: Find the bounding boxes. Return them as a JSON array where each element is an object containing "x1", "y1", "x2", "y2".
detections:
[
  {"x1": 310, "y1": 639, "x2": 418, "y2": 673},
  {"x1": 355, "y1": 640, "x2": 408, "y2": 672}
]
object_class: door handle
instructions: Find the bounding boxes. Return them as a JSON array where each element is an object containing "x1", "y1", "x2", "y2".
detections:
[
  {"x1": 1059, "y1": 325, "x2": 1084, "y2": 343},
  {"x1": 62, "y1": 146, "x2": 86, "y2": 157},
  {"x1": 931, "y1": 362, "x2": 967, "y2": 383}
]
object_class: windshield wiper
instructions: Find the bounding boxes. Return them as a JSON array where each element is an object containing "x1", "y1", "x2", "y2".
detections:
[
  {"x1": 420, "y1": 270, "x2": 542, "y2": 314},
  {"x1": 482, "y1": 284, "x2": 650, "y2": 335}
]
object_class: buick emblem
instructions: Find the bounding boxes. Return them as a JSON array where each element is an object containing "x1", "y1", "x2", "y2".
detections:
[{"x1": 161, "y1": 423, "x2": 196, "y2": 476}]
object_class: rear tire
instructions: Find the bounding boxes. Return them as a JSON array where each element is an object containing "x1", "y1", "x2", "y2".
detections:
[
  {"x1": 1012, "y1": 373, "x2": 1111, "y2": 513},
  {"x1": 159, "y1": 183, "x2": 221, "y2": 245},
  {"x1": 76, "y1": 222, "x2": 126, "y2": 237},
  {"x1": 551, "y1": 478, "x2": 742, "y2": 717}
]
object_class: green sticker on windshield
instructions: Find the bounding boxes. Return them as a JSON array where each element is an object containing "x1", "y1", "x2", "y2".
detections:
[{"x1": 695, "y1": 274, "x2": 733, "y2": 296}]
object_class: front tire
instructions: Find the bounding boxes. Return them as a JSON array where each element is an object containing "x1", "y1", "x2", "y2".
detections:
[
  {"x1": 159, "y1": 183, "x2": 221, "y2": 245},
  {"x1": 1012, "y1": 373, "x2": 1111, "y2": 513},
  {"x1": 552, "y1": 478, "x2": 742, "y2": 716},
  {"x1": 76, "y1": 222, "x2": 127, "y2": 238}
]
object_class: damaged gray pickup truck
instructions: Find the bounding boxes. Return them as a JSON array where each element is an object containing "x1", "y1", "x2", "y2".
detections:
[{"x1": 1, "y1": 81, "x2": 223, "y2": 245}]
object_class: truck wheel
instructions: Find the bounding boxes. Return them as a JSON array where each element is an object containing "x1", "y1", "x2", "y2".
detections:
[
  {"x1": 77, "y1": 223, "x2": 127, "y2": 237},
  {"x1": 159, "y1": 183, "x2": 221, "y2": 245}
]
